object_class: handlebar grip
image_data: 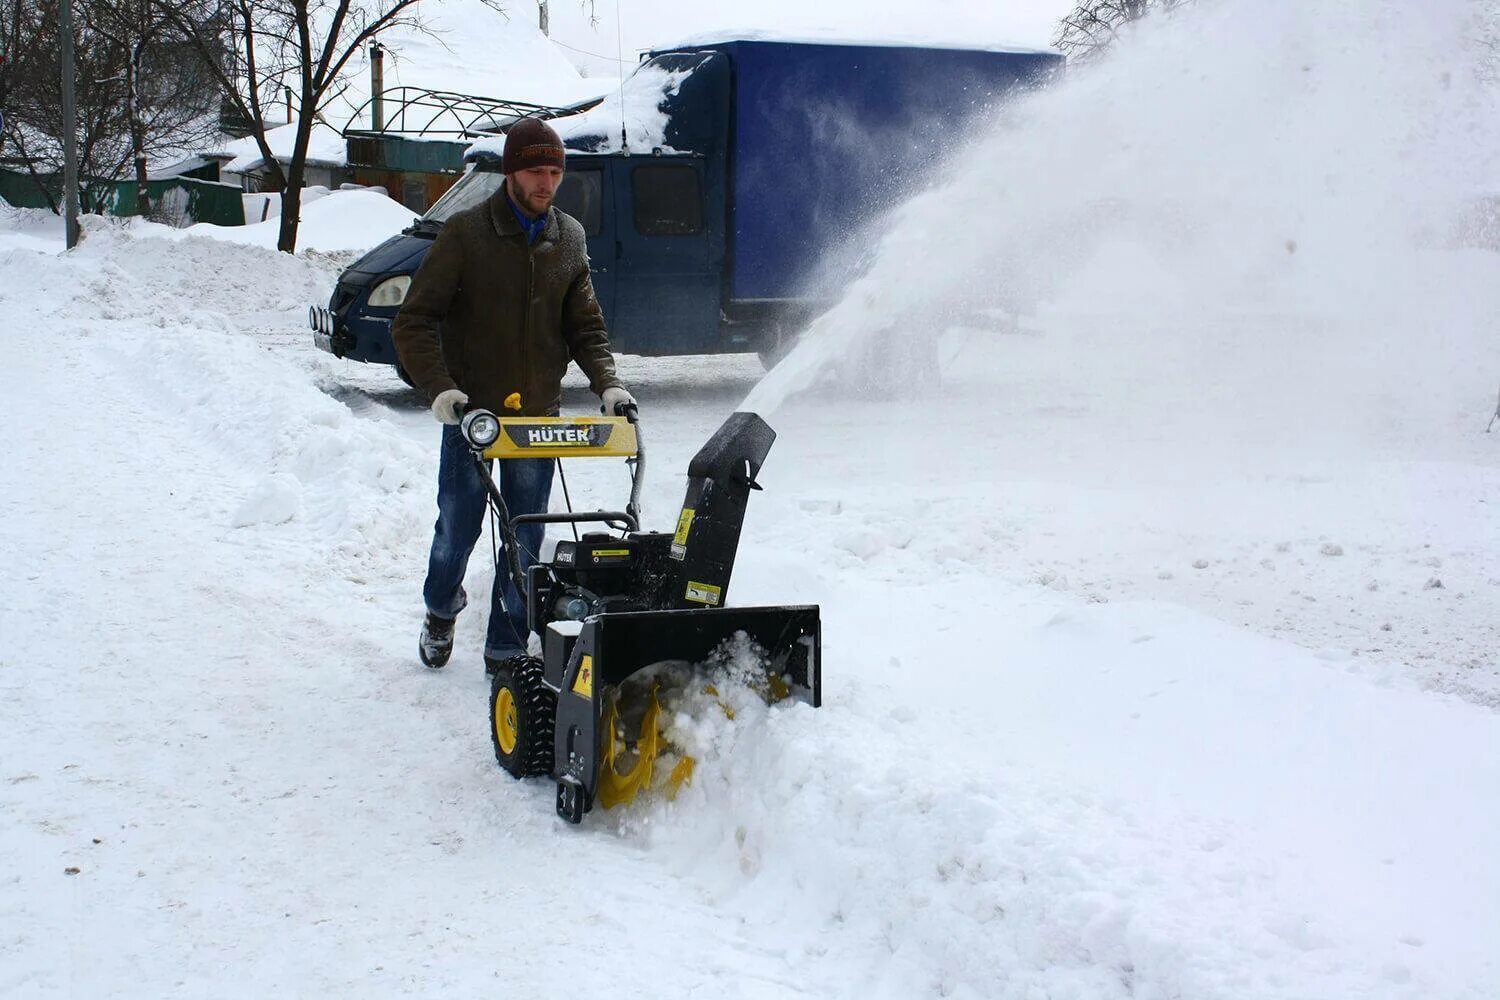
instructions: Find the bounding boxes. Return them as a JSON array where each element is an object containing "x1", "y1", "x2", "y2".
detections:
[{"x1": 616, "y1": 401, "x2": 640, "y2": 423}]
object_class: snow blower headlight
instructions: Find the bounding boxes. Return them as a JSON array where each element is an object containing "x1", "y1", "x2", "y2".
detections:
[
  {"x1": 367, "y1": 274, "x2": 411, "y2": 308},
  {"x1": 462, "y1": 409, "x2": 501, "y2": 449}
]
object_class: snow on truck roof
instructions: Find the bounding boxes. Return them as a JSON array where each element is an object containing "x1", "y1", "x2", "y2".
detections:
[
  {"x1": 466, "y1": 59, "x2": 696, "y2": 161},
  {"x1": 656, "y1": 29, "x2": 1060, "y2": 57}
]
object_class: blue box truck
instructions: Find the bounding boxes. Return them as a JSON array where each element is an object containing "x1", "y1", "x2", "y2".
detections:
[{"x1": 309, "y1": 37, "x2": 1061, "y2": 379}]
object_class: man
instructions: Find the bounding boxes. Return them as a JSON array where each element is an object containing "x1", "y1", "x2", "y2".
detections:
[{"x1": 393, "y1": 117, "x2": 634, "y2": 676}]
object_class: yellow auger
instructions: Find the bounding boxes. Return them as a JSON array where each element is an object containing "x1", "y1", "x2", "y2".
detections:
[{"x1": 596, "y1": 685, "x2": 696, "y2": 808}]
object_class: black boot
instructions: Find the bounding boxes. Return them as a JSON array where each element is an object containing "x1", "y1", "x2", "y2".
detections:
[{"x1": 419, "y1": 612, "x2": 456, "y2": 668}]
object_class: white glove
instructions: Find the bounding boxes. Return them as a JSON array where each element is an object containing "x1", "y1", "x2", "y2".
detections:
[
  {"x1": 600, "y1": 386, "x2": 636, "y2": 417},
  {"x1": 432, "y1": 388, "x2": 469, "y2": 425}
]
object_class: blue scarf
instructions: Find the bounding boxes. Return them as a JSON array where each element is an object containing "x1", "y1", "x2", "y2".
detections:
[{"x1": 506, "y1": 191, "x2": 547, "y2": 245}]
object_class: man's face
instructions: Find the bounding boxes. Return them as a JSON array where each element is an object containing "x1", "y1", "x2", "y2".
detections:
[{"x1": 508, "y1": 166, "x2": 563, "y2": 217}]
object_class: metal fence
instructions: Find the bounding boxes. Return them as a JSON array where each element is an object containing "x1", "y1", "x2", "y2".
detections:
[{"x1": 0, "y1": 169, "x2": 246, "y2": 227}]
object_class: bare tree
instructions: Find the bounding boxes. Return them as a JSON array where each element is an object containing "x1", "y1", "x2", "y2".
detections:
[
  {"x1": 84, "y1": 0, "x2": 222, "y2": 215},
  {"x1": 161, "y1": 0, "x2": 432, "y2": 252},
  {"x1": 1, "y1": 0, "x2": 220, "y2": 216},
  {"x1": 1053, "y1": 0, "x2": 1195, "y2": 62},
  {"x1": 2, "y1": 0, "x2": 132, "y2": 213}
]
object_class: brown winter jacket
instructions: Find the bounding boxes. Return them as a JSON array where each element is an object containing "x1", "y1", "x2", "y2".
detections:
[{"x1": 392, "y1": 188, "x2": 623, "y2": 417}]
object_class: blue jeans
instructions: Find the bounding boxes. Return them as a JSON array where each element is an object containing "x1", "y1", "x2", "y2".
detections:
[{"x1": 423, "y1": 425, "x2": 554, "y2": 660}]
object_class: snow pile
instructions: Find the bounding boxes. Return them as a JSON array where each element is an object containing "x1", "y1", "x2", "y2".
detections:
[
  {"x1": 0, "y1": 204, "x2": 69, "y2": 252},
  {"x1": 180, "y1": 188, "x2": 416, "y2": 252},
  {"x1": 5, "y1": 186, "x2": 411, "y2": 254},
  {"x1": 747, "y1": 0, "x2": 1500, "y2": 453},
  {"x1": 0, "y1": 210, "x2": 426, "y2": 551}
]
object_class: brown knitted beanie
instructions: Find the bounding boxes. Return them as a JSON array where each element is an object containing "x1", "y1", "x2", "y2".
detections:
[{"x1": 502, "y1": 118, "x2": 566, "y2": 173}]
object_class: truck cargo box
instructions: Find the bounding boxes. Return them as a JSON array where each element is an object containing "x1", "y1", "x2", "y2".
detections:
[{"x1": 653, "y1": 38, "x2": 1062, "y2": 303}]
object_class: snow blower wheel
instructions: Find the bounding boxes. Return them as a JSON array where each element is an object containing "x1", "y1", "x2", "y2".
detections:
[{"x1": 489, "y1": 656, "x2": 556, "y2": 778}]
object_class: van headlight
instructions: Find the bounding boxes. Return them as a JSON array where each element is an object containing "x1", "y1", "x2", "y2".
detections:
[{"x1": 368, "y1": 274, "x2": 411, "y2": 308}]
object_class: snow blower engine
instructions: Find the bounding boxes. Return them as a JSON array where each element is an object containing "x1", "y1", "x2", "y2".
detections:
[{"x1": 457, "y1": 400, "x2": 821, "y2": 824}]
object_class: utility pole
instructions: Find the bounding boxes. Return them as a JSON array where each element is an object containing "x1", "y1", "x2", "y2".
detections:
[
  {"x1": 539, "y1": 0, "x2": 549, "y2": 36},
  {"x1": 369, "y1": 41, "x2": 384, "y2": 130},
  {"x1": 59, "y1": 0, "x2": 82, "y2": 248}
]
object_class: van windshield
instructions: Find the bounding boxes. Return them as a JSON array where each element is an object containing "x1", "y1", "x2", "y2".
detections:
[
  {"x1": 420, "y1": 164, "x2": 602, "y2": 233},
  {"x1": 423, "y1": 167, "x2": 506, "y2": 223}
]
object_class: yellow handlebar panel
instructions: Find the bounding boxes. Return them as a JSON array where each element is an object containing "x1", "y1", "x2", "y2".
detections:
[{"x1": 482, "y1": 416, "x2": 639, "y2": 460}]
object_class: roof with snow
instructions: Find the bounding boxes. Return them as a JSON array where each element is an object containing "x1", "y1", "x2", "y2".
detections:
[
  {"x1": 147, "y1": 156, "x2": 219, "y2": 181},
  {"x1": 212, "y1": 123, "x2": 349, "y2": 175},
  {"x1": 183, "y1": 4, "x2": 615, "y2": 172},
  {"x1": 328, "y1": 2, "x2": 616, "y2": 131}
]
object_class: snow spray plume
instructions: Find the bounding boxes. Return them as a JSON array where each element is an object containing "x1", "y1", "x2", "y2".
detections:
[
  {"x1": 751, "y1": 65, "x2": 1026, "y2": 350},
  {"x1": 745, "y1": 0, "x2": 1500, "y2": 456}
]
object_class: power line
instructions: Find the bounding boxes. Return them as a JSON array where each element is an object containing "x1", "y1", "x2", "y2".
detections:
[{"x1": 550, "y1": 36, "x2": 632, "y2": 63}]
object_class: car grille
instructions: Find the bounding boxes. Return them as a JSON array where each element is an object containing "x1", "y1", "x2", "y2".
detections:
[{"x1": 332, "y1": 282, "x2": 360, "y2": 314}]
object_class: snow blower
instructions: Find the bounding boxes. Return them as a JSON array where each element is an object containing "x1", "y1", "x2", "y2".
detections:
[{"x1": 457, "y1": 400, "x2": 821, "y2": 824}]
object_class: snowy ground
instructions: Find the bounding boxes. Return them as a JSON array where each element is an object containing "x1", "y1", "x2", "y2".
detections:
[
  {"x1": 3, "y1": 200, "x2": 1497, "y2": 998},
  {"x1": 5, "y1": 2, "x2": 1500, "y2": 996}
]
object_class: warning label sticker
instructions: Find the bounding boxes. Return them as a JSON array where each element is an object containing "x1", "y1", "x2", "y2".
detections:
[
  {"x1": 571, "y1": 654, "x2": 594, "y2": 699},
  {"x1": 670, "y1": 508, "x2": 695, "y2": 560},
  {"x1": 684, "y1": 581, "x2": 722, "y2": 606}
]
